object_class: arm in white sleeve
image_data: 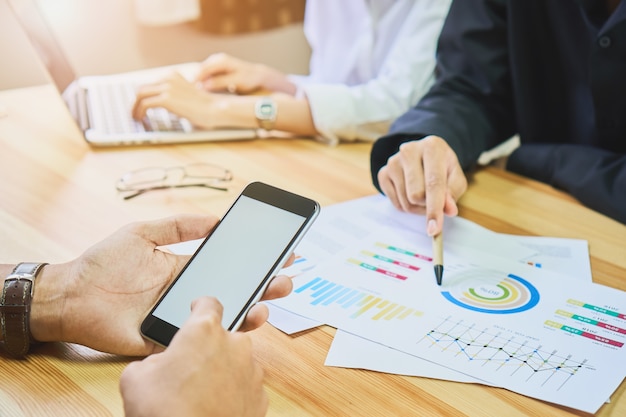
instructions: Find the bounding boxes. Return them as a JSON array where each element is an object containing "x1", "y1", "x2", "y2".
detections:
[{"x1": 299, "y1": 0, "x2": 451, "y2": 144}]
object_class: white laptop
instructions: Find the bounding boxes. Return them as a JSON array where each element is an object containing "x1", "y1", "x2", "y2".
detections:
[{"x1": 7, "y1": 0, "x2": 259, "y2": 147}]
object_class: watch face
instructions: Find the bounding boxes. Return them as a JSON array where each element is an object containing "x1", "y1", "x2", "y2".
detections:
[
  {"x1": 255, "y1": 97, "x2": 277, "y2": 130},
  {"x1": 258, "y1": 102, "x2": 274, "y2": 119}
]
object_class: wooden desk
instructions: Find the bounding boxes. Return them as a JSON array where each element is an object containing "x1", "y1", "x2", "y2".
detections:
[{"x1": 1, "y1": 85, "x2": 625, "y2": 416}]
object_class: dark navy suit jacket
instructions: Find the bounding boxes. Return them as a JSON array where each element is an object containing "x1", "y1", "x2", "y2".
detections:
[{"x1": 371, "y1": 0, "x2": 626, "y2": 223}]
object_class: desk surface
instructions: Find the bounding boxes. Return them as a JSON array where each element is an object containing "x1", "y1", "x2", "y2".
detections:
[{"x1": 1, "y1": 85, "x2": 625, "y2": 417}]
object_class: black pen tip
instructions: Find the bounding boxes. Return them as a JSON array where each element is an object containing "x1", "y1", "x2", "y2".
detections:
[{"x1": 434, "y1": 265, "x2": 444, "y2": 286}]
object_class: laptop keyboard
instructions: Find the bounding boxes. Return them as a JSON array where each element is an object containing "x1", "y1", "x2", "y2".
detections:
[
  {"x1": 144, "y1": 107, "x2": 187, "y2": 132},
  {"x1": 88, "y1": 81, "x2": 191, "y2": 134}
]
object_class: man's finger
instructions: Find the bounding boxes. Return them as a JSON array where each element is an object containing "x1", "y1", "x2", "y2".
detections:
[
  {"x1": 421, "y1": 137, "x2": 449, "y2": 236},
  {"x1": 135, "y1": 214, "x2": 219, "y2": 247}
]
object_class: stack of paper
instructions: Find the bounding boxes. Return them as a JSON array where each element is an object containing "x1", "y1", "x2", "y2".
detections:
[{"x1": 266, "y1": 195, "x2": 625, "y2": 414}]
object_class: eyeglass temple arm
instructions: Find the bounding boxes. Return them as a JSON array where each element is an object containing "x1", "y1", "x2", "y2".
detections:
[{"x1": 121, "y1": 183, "x2": 229, "y2": 200}]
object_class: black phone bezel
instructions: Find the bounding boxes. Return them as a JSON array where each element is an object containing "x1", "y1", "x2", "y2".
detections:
[{"x1": 140, "y1": 181, "x2": 320, "y2": 346}]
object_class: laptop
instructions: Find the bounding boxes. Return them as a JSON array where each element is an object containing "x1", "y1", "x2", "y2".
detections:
[{"x1": 7, "y1": 0, "x2": 259, "y2": 146}]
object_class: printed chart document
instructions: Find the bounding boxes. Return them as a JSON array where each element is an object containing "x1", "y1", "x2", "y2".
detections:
[
  {"x1": 168, "y1": 195, "x2": 622, "y2": 412},
  {"x1": 268, "y1": 195, "x2": 625, "y2": 414},
  {"x1": 323, "y1": 235, "x2": 594, "y2": 378}
]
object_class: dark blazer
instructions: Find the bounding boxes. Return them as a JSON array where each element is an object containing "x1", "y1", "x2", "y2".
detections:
[{"x1": 370, "y1": 0, "x2": 626, "y2": 223}]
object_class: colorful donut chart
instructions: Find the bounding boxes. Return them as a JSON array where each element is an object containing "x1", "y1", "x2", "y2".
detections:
[{"x1": 441, "y1": 272, "x2": 540, "y2": 314}]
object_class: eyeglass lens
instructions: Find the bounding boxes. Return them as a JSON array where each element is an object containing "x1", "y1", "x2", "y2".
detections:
[{"x1": 118, "y1": 163, "x2": 232, "y2": 191}]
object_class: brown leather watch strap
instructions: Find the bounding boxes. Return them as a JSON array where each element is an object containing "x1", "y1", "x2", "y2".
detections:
[{"x1": 1, "y1": 262, "x2": 48, "y2": 358}]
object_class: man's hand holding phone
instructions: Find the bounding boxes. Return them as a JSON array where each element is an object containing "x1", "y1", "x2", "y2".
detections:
[
  {"x1": 238, "y1": 252, "x2": 295, "y2": 332},
  {"x1": 121, "y1": 296, "x2": 269, "y2": 417},
  {"x1": 141, "y1": 182, "x2": 320, "y2": 347},
  {"x1": 29, "y1": 213, "x2": 297, "y2": 357}
]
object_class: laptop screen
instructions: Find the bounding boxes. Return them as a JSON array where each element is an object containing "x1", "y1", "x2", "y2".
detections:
[{"x1": 8, "y1": 0, "x2": 77, "y2": 92}]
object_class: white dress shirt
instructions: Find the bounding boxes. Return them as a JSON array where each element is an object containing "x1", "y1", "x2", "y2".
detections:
[{"x1": 289, "y1": 0, "x2": 451, "y2": 145}]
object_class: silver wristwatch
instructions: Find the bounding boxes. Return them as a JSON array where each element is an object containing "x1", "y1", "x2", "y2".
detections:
[{"x1": 254, "y1": 97, "x2": 278, "y2": 130}]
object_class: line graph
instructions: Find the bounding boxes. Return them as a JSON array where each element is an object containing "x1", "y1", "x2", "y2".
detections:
[{"x1": 417, "y1": 316, "x2": 592, "y2": 390}]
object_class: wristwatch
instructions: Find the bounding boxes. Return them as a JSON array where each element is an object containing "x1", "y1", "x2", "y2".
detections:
[
  {"x1": 254, "y1": 97, "x2": 278, "y2": 130},
  {"x1": 1, "y1": 262, "x2": 48, "y2": 357}
]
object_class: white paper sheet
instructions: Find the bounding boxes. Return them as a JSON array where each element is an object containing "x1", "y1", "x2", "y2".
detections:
[
  {"x1": 167, "y1": 195, "x2": 621, "y2": 412},
  {"x1": 268, "y1": 196, "x2": 624, "y2": 413},
  {"x1": 323, "y1": 234, "x2": 594, "y2": 380}
]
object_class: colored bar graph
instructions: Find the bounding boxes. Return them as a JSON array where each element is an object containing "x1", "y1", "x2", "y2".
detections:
[
  {"x1": 347, "y1": 258, "x2": 408, "y2": 280},
  {"x1": 375, "y1": 242, "x2": 432, "y2": 261},
  {"x1": 398, "y1": 308, "x2": 417, "y2": 319},
  {"x1": 371, "y1": 302, "x2": 395, "y2": 320},
  {"x1": 567, "y1": 299, "x2": 626, "y2": 320},
  {"x1": 322, "y1": 287, "x2": 352, "y2": 305},
  {"x1": 384, "y1": 305, "x2": 410, "y2": 320},
  {"x1": 296, "y1": 277, "x2": 323, "y2": 291},
  {"x1": 556, "y1": 310, "x2": 626, "y2": 335},
  {"x1": 294, "y1": 277, "x2": 423, "y2": 321},
  {"x1": 545, "y1": 320, "x2": 624, "y2": 347},
  {"x1": 343, "y1": 293, "x2": 366, "y2": 308},
  {"x1": 360, "y1": 250, "x2": 421, "y2": 271},
  {"x1": 353, "y1": 296, "x2": 383, "y2": 318},
  {"x1": 311, "y1": 284, "x2": 346, "y2": 305}
]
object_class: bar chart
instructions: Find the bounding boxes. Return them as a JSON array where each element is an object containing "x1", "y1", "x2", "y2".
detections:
[
  {"x1": 293, "y1": 276, "x2": 424, "y2": 321},
  {"x1": 545, "y1": 298, "x2": 626, "y2": 349}
]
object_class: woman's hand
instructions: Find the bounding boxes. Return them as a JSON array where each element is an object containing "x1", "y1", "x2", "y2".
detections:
[{"x1": 196, "y1": 52, "x2": 295, "y2": 95}]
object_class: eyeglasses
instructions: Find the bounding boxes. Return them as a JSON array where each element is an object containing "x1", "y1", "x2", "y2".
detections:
[{"x1": 116, "y1": 163, "x2": 233, "y2": 200}]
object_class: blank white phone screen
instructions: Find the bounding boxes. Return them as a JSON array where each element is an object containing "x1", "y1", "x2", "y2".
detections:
[{"x1": 153, "y1": 195, "x2": 306, "y2": 329}]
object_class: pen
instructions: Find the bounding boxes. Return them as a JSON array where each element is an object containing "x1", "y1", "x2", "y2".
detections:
[{"x1": 433, "y1": 232, "x2": 444, "y2": 286}]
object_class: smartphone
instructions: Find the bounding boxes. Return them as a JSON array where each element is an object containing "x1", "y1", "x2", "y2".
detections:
[{"x1": 141, "y1": 181, "x2": 320, "y2": 347}]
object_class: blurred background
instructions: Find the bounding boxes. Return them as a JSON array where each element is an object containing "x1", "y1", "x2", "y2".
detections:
[{"x1": 1, "y1": 0, "x2": 311, "y2": 90}]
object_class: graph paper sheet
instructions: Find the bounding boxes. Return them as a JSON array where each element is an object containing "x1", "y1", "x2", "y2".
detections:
[{"x1": 269, "y1": 195, "x2": 626, "y2": 414}]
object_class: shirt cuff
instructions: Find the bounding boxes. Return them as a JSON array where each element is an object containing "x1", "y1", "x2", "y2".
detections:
[{"x1": 301, "y1": 83, "x2": 357, "y2": 145}]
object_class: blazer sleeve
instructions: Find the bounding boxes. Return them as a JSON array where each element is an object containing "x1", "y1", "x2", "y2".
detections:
[
  {"x1": 371, "y1": 0, "x2": 516, "y2": 190},
  {"x1": 508, "y1": 144, "x2": 626, "y2": 223}
]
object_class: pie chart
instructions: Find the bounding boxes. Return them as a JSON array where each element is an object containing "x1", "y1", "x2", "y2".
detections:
[{"x1": 440, "y1": 270, "x2": 540, "y2": 314}]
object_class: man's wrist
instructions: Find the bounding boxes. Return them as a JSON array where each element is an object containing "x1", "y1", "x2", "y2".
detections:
[
  {"x1": 1, "y1": 263, "x2": 50, "y2": 356},
  {"x1": 0, "y1": 265, "x2": 13, "y2": 343},
  {"x1": 29, "y1": 263, "x2": 68, "y2": 343}
]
